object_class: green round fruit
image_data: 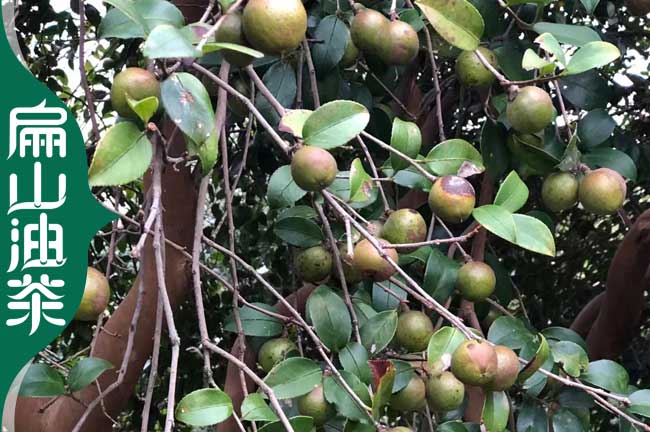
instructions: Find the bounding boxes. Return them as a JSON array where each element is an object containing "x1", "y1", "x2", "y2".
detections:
[
  {"x1": 456, "y1": 47, "x2": 498, "y2": 88},
  {"x1": 425, "y1": 371, "x2": 465, "y2": 412},
  {"x1": 352, "y1": 238, "x2": 398, "y2": 282},
  {"x1": 456, "y1": 261, "x2": 496, "y2": 303},
  {"x1": 381, "y1": 209, "x2": 427, "y2": 252},
  {"x1": 507, "y1": 86, "x2": 555, "y2": 134},
  {"x1": 389, "y1": 428, "x2": 413, "y2": 432},
  {"x1": 340, "y1": 35, "x2": 360, "y2": 67},
  {"x1": 626, "y1": 0, "x2": 650, "y2": 15},
  {"x1": 242, "y1": 0, "x2": 307, "y2": 55},
  {"x1": 258, "y1": 338, "x2": 297, "y2": 373},
  {"x1": 215, "y1": 13, "x2": 255, "y2": 67},
  {"x1": 391, "y1": 375, "x2": 426, "y2": 411},
  {"x1": 542, "y1": 172, "x2": 579, "y2": 213},
  {"x1": 379, "y1": 20, "x2": 419, "y2": 65},
  {"x1": 428, "y1": 176, "x2": 476, "y2": 224},
  {"x1": 578, "y1": 168, "x2": 627, "y2": 215},
  {"x1": 451, "y1": 340, "x2": 498, "y2": 386},
  {"x1": 297, "y1": 246, "x2": 333, "y2": 283},
  {"x1": 291, "y1": 146, "x2": 338, "y2": 192},
  {"x1": 395, "y1": 310, "x2": 435, "y2": 353},
  {"x1": 110, "y1": 67, "x2": 160, "y2": 119},
  {"x1": 75, "y1": 267, "x2": 111, "y2": 321},
  {"x1": 297, "y1": 385, "x2": 335, "y2": 425},
  {"x1": 334, "y1": 245, "x2": 363, "y2": 285},
  {"x1": 350, "y1": 8, "x2": 389, "y2": 58},
  {"x1": 485, "y1": 345, "x2": 520, "y2": 391}
]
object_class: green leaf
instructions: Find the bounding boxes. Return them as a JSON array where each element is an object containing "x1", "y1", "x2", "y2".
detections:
[
  {"x1": 423, "y1": 248, "x2": 460, "y2": 303},
  {"x1": 126, "y1": 95, "x2": 159, "y2": 124},
  {"x1": 551, "y1": 341, "x2": 589, "y2": 378},
  {"x1": 99, "y1": 0, "x2": 184, "y2": 39},
  {"x1": 494, "y1": 171, "x2": 529, "y2": 213},
  {"x1": 582, "y1": 360, "x2": 629, "y2": 394},
  {"x1": 532, "y1": 22, "x2": 601, "y2": 46},
  {"x1": 224, "y1": 303, "x2": 283, "y2": 337},
  {"x1": 255, "y1": 62, "x2": 296, "y2": 123},
  {"x1": 629, "y1": 390, "x2": 650, "y2": 418},
  {"x1": 372, "y1": 279, "x2": 407, "y2": 312},
  {"x1": 582, "y1": 147, "x2": 637, "y2": 181},
  {"x1": 438, "y1": 422, "x2": 470, "y2": 432},
  {"x1": 143, "y1": 24, "x2": 200, "y2": 59},
  {"x1": 273, "y1": 217, "x2": 324, "y2": 247},
  {"x1": 372, "y1": 362, "x2": 396, "y2": 419},
  {"x1": 482, "y1": 391, "x2": 509, "y2": 432},
  {"x1": 19, "y1": 364, "x2": 66, "y2": 397},
  {"x1": 267, "y1": 165, "x2": 307, "y2": 208},
  {"x1": 240, "y1": 393, "x2": 278, "y2": 422},
  {"x1": 580, "y1": 0, "x2": 601, "y2": 14},
  {"x1": 517, "y1": 398, "x2": 549, "y2": 432},
  {"x1": 88, "y1": 122, "x2": 153, "y2": 187},
  {"x1": 542, "y1": 327, "x2": 588, "y2": 352},
  {"x1": 488, "y1": 316, "x2": 534, "y2": 350},
  {"x1": 522, "y1": 49, "x2": 554, "y2": 72},
  {"x1": 175, "y1": 388, "x2": 233, "y2": 427},
  {"x1": 551, "y1": 409, "x2": 585, "y2": 432},
  {"x1": 279, "y1": 110, "x2": 313, "y2": 138},
  {"x1": 415, "y1": 0, "x2": 485, "y2": 50},
  {"x1": 565, "y1": 42, "x2": 621, "y2": 75},
  {"x1": 512, "y1": 213, "x2": 556, "y2": 257},
  {"x1": 187, "y1": 133, "x2": 219, "y2": 176},
  {"x1": 67, "y1": 358, "x2": 114, "y2": 392},
  {"x1": 392, "y1": 360, "x2": 416, "y2": 393},
  {"x1": 323, "y1": 371, "x2": 372, "y2": 422},
  {"x1": 535, "y1": 32, "x2": 566, "y2": 65},
  {"x1": 339, "y1": 342, "x2": 373, "y2": 384},
  {"x1": 303, "y1": 100, "x2": 370, "y2": 149},
  {"x1": 349, "y1": 159, "x2": 377, "y2": 204},
  {"x1": 202, "y1": 42, "x2": 264, "y2": 59},
  {"x1": 481, "y1": 121, "x2": 510, "y2": 180},
  {"x1": 264, "y1": 357, "x2": 323, "y2": 400},
  {"x1": 102, "y1": 0, "x2": 150, "y2": 35},
  {"x1": 277, "y1": 206, "x2": 317, "y2": 221},
  {"x1": 425, "y1": 139, "x2": 484, "y2": 176},
  {"x1": 507, "y1": 133, "x2": 560, "y2": 174},
  {"x1": 307, "y1": 286, "x2": 352, "y2": 352},
  {"x1": 472, "y1": 205, "x2": 517, "y2": 243},
  {"x1": 359, "y1": 310, "x2": 398, "y2": 356},
  {"x1": 311, "y1": 16, "x2": 349, "y2": 73},
  {"x1": 578, "y1": 109, "x2": 616, "y2": 148},
  {"x1": 390, "y1": 118, "x2": 422, "y2": 171},
  {"x1": 258, "y1": 416, "x2": 314, "y2": 432},
  {"x1": 427, "y1": 326, "x2": 466, "y2": 367},
  {"x1": 519, "y1": 334, "x2": 550, "y2": 382},
  {"x1": 161, "y1": 72, "x2": 215, "y2": 145},
  {"x1": 561, "y1": 71, "x2": 612, "y2": 110}
]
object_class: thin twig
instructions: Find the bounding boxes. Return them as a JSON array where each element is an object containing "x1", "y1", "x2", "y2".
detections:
[
  {"x1": 302, "y1": 39, "x2": 321, "y2": 108},
  {"x1": 77, "y1": 0, "x2": 100, "y2": 142}
]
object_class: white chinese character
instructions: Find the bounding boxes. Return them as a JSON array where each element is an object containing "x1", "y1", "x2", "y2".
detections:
[
  {"x1": 6, "y1": 274, "x2": 65, "y2": 335},
  {"x1": 9, "y1": 100, "x2": 67, "y2": 159},
  {"x1": 8, "y1": 163, "x2": 66, "y2": 213},
  {"x1": 7, "y1": 213, "x2": 66, "y2": 272}
]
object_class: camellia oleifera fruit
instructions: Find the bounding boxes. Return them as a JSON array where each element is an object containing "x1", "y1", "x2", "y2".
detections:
[
  {"x1": 381, "y1": 209, "x2": 427, "y2": 252},
  {"x1": 296, "y1": 245, "x2": 333, "y2": 283},
  {"x1": 110, "y1": 67, "x2": 160, "y2": 120},
  {"x1": 379, "y1": 20, "x2": 419, "y2": 65},
  {"x1": 428, "y1": 176, "x2": 476, "y2": 224},
  {"x1": 390, "y1": 375, "x2": 426, "y2": 411},
  {"x1": 394, "y1": 310, "x2": 434, "y2": 353},
  {"x1": 74, "y1": 267, "x2": 111, "y2": 321},
  {"x1": 425, "y1": 370, "x2": 465, "y2": 412},
  {"x1": 390, "y1": 428, "x2": 414, "y2": 432},
  {"x1": 291, "y1": 146, "x2": 338, "y2": 192},
  {"x1": 456, "y1": 261, "x2": 496, "y2": 303},
  {"x1": 242, "y1": 0, "x2": 307, "y2": 55},
  {"x1": 340, "y1": 35, "x2": 360, "y2": 67},
  {"x1": 350, "y1": 8, "x2": 388, "y2": 58},
  {"x1": 352, "y1": 238, "x2": 398, "y2": 282},
  {"x1": 507, "y1": 86, "x2": 555, "y2": 133},
  {"x1": 297, "y1": 384, "x2": 335, "y2": 425},
  {"x1": 542, "y1": 172, "x2": 579, "y2": 212},
  {"x1": 451, "y1": 340, "x2": 498, "y2": 386},
  {"x1": 333, "y1": 245, "x2": 363, "y2": 285},
  {"x1": 257, "y1": 337, "x2": 297, "y2": 373},
  {"x1": 578, "y1": 168, "x2": 627, "y2": 215},
  {"x1": 215, "y1": 13, "x2": 255, "y2": 67},
  {"x1": 456, "y1": 47, "x2": 498, "y2": 88},
  {"x1": 486, "y1": 345, "x2": 520, "y2": 391}
]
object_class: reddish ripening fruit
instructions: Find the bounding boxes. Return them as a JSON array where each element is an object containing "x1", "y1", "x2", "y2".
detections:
[
  {"x1": 291, "y1": 146, "x2": 338, "y2": 192},
  {"x1": 242, "y1": 0, "x2": 307, "y2": 55},
  {"x1": 110, "y1": 67, "x2": 160, "y2": 119},
  {"x1": 257, "y1": 338, "x2": 297, "y2": 373},
  {"x1": 428, "y1": 176, "x2": 476, "y2": 224},
  {"x1": 297, "y1": 385, "x2": 335, "y2": 425},
  {"x1": 381, "y1": 209, "x2": 427, "y2": 252},
  {"x1": 333, "y1": 244, "x2": 363, "y2": 286},
  {"x1": 75, "y1": 267, "x2": 111, "y2": 321},
  {"x1": 542, "y1": 172, "x2": 579, "y2": 213},
  {"x1": 215, "y1": 13, "x2": 255, "y2": 67},
  {"x1": 456, "y1": 261, "x2": 496, "y2": 303},
  {"x1": 391, "y1": 375, "x2": 427, "y2": 411},
  {"x1": 394, "y1": 310, "x2": 435, "y2": 353},
  {"x1": 296, "y1": 246, "x2": 333, "y2": 283},
  {"x1": 456, "y1": 47, "x2": 498, "y2": 88},
  {"x1": 507, "y1": 86, "x2": 555, "y2": 134},
  {"x1": 425, "y1": 371, "x2": 465, "y2": 412},
  {"x1": 379, "y1": 20, "x2": 419, "y2": 65},
  {"x1": 578, "y1": 168, "x2": 627, "y2": 215},
  {"x1": 451, "y1": 340, "x2": 498, "y2": 386},
  {"x1": 350, "y1": 8, "x2": 389, "y2": 58},
  {"x1": 352, "y1": 238, "x2": 398, "y2": 282},
  {"x1": 486, "y1": 345, "x2": 520, "y2": 391}
]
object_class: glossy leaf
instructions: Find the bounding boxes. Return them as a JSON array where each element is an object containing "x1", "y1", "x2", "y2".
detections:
[
  {"x1": 19, "y1": 364, "x2": 66, "y2": 397},
  {"x1": 143, "y1": 24, "x2": 200, "y2": 59},
  {"x1": 488, "y1": 316, "x2": 534, "y2": 350},
  {"x1": 323, "y1": 370, "x2": 372, "y2": 422},
  {"x1": 311, "y1": 16, "x2": 349, "y2": 73},
  {"x1": 519, "y1": 334, "x2": 550, "y2": 382},
  {"x1": 103, "y1": 0, "x2": 150, "y2": 35},
  {"x1": 390, "y1": 118, "x2": 422, "y2": 171},
  {"x1": 68, "y1": 358, "x2": 114, "y2": 392},
  {"x1": 303, "y1": 100, "x2": 370, "y2": 149},
  {"x1": 371, "y1": 361, "x2": 396, "y2": 419},
  {"x1": 273, "y1": 216, "x2": 324, "y2": 248},
  {"x1": 629, "y1": 390, "x2": 650, "y2": 418},
  {"x1": 359, "y1": 310, "x2": 398, "y2": 356},
  {"x1": 257, "y1": 416, "x2": 314, "y2": 432},
  {"x1": 415, "y1": 0, "x2": 485, "y2": 50},
  {"x1": 175, "y1": 388, "x2": 233, "y2": 427},
  {"x1": 551, "y1": 341, "x2": 589, "y2": 378},
  {"x1": 349, "y1": 159, "x2": 376, "y2": 204},
  {"x1": 201, "y1": 42, "x2": 264, "y2": 58},
  {"x1": 494, "y1": 171, "x2": 529, "y2": 213},
  {"x1": 512, "y1": 213, "x2": 556, "y2": 257},
  {"x1": 126, "y1": 95, "x2": 159, "y2": 123},
  {"x1": 267, "y1": 165, "x2": 307, "y2": 208},
  {"x1": 423, "y1": 246, "x2": 460, "y2": 302},
  {"x1": 542, "y1": 327, "x2": 588, "y2": 352},
  {"x1": 517, "y1": 399, "x2": 549, "y2": 432},
  {"x1": 535, "y1": 32, "x2": 566, "y2": 65},
  {"x1": 255, "y1": 62, "x2": 296, "y2": 123},
  {"x1": 279, "y1": 110, "x2": 313, "y2": 138},
  {"x1": 307, "y1": 286, "x2": 352, "y2": 352},
  {"x1": 532, "y1": 22, "x2": 601, "y2": 46},
  {"x1": 392, "y1": 360, "x2": 416, "y2": 393},
  {"x1": 426, "y1": 139, "x2": 484, "y2": 176},
  {"x1": 427, "y1": 326, "x2": 466, "y2": 367},
  {"x1": 372, "y1": 279, "x2": 407, "y2": 312},
  {"x1": 565, "y1": 42, "x2": 621, "y2": 76},
  {"x1": 582, "y1": 147, "x2": 637, "y2": 181},
  {"x1": 224, "y1": 303, "x2": 283, "y2": 337},
  {"x1": 482, "y1": 391, "x2": 509, "y2": 432},
  {"x1": 551, "y1": 409, "x2": 585, "y2": 432},
  {"x1": 264, "y1": 357, "x2": 323, "y2": 399},
  {"x1": 480, "y1": 120, "x2": 510, "y2": 179},
  {"x1": 339, "y1": 342, "x2": 373, "y2": 384},
  {"x1": 472, "y1": 205, "x2": 517, "y2": 243},
  {"x1": 100, "y1": 0, "x2": 184, "y2": 39},
  {"x1": 240, "y1": 393, "x2": 278, "y2": 422},
  {"x1": 582, "y1": 360, "x2": 629, "y2": 394},
  {"x1": 578, "y1": 109, "x2": 616, "y2": 148}
]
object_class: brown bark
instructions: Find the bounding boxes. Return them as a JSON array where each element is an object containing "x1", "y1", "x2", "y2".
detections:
[{"x1": 570, "y1": 293, "x2": 604, "y2": 338}]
